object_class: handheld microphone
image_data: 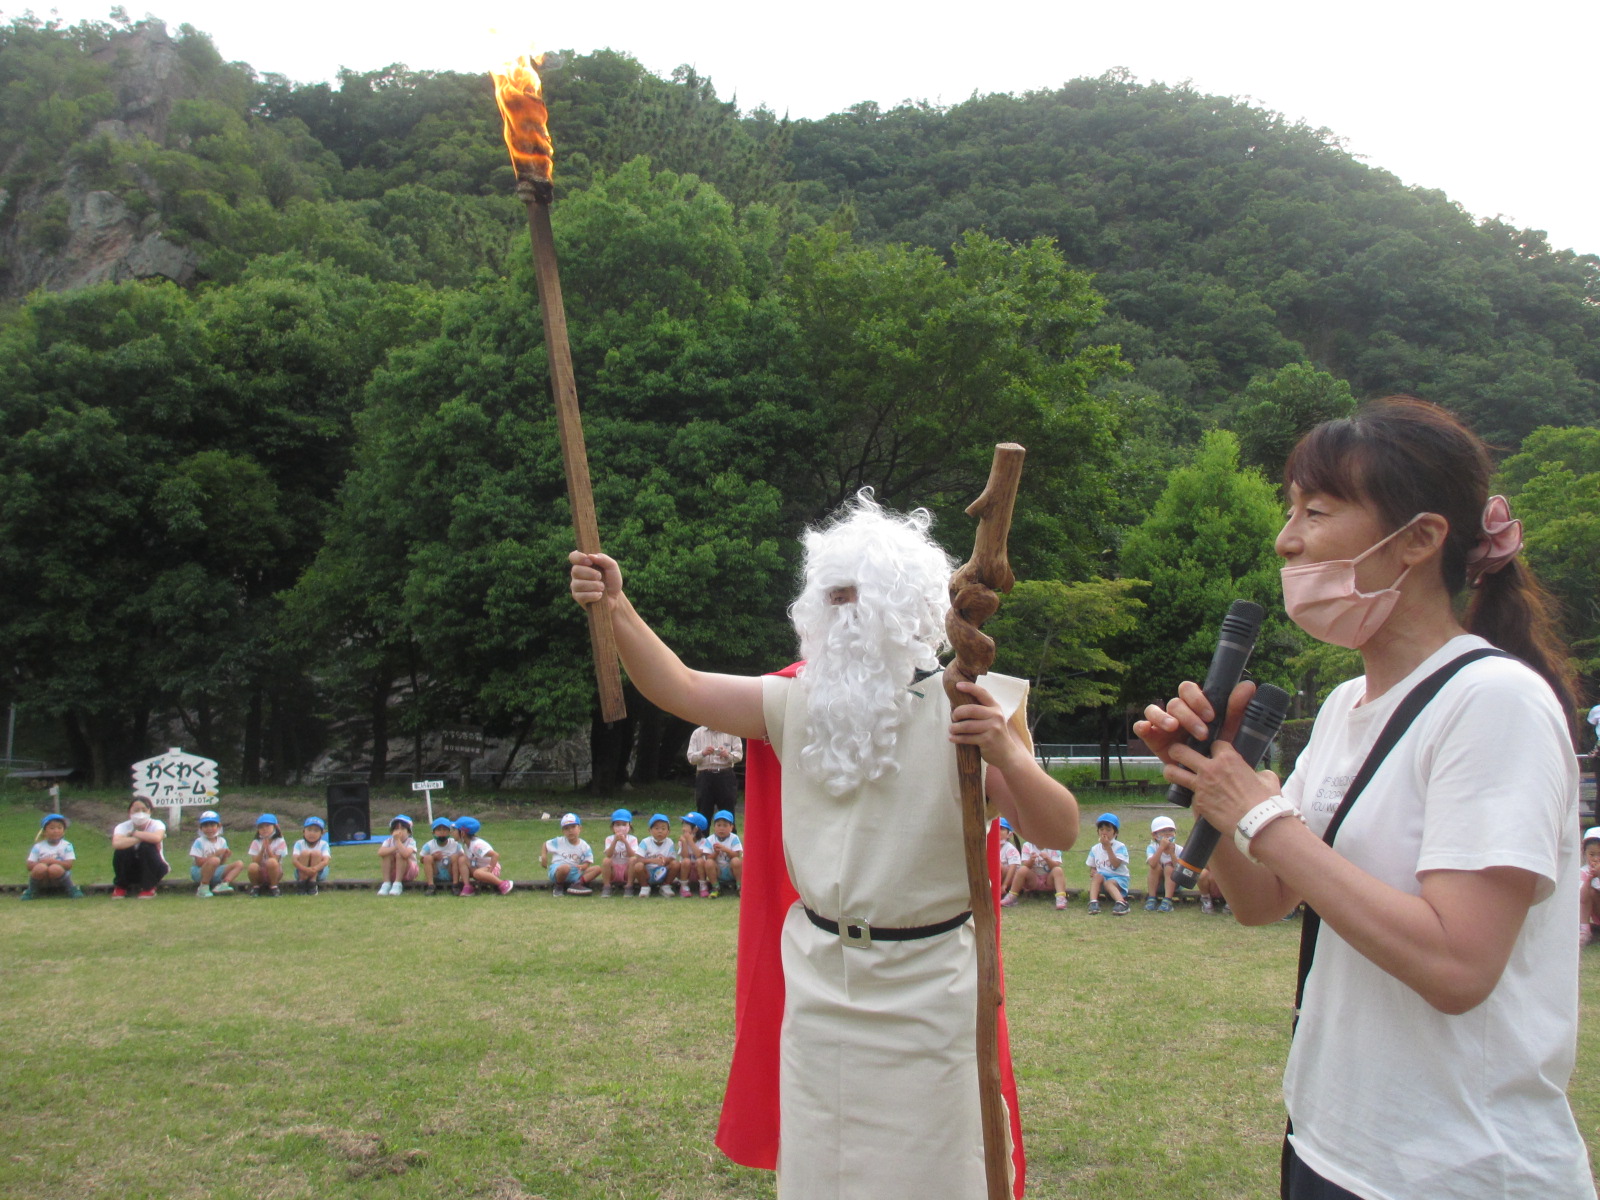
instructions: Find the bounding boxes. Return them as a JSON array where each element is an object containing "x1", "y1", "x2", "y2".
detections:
[
  {"x1": 1172, "y1": 683, "x2": 1292, "y2": 889},
  {"x1": 1165, "y1": 599, "x2": 1265, "y2": 809}
]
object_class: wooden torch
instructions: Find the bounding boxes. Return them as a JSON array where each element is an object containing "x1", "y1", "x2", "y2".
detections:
[
  {"x1": 492, "y1": 53, "x2": 626, "y2": 723},
  {"x1": 943, "y1": 442, "x2": 1025, "y2": 1200}
]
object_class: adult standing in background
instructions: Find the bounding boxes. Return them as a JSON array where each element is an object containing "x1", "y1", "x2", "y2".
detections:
[
  {"x1": 689, "y1": 726, "x2": 743, "y2": 824},
  {"x1": 1139, "y1": 397, "x2": 1592, "y2": 1199}
]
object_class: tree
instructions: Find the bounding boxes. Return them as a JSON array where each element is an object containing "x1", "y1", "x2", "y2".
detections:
[
  {"x1": 1116, "y1": 430, "x2": 1293, "y2": 709},
  {"x1": 1224, "y1": 362, "x2": 1355, "y2": 480},
  {"x1": 986, "y1": 577, "x2": 1145, "y2": 739}
]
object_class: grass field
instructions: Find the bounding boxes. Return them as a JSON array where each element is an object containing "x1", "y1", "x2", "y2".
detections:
[{"x1": 5, "y1": 790, "x2": 1599, "y2": 1199}]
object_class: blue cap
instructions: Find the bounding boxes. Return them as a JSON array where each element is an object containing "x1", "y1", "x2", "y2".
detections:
[
  {"x1": 610, "y1": 808, "x2": 632, "y2": 823},
  {"x1": 198, "y1": 810, "x2": 220, "y2": 825},
  {"x1": 1095, "y1": 812, "x2": 1120, "y2": 831},
  {"x1": 998, "y1": 818, "x2": 1012, "y2": 832},
  {"x1": 713, "y1": 810, "x2": 734, "y2": 824},
  {"x1": 390, "y1": 814, "x2": 413, "y2": 828},
  {"x1": 40, "y1": 812, "x2": 68, "y2": 828},
  {"x1": 682, "y1": 812, "x2": 708, "y2": 832},
  {"x1": 432, "y1": 817, "x2": 454, "y2": 830},
  {"x1": 256, "y1": 813, "x2": 279, "y2": 827},
  {"x1": 649, "y1": 813, "x2": 670, "y2": 826},
  {"x1": 303, "y1": 816, "x2": 326, "y2": 829},
  {"x1": 455, "y1": 816, "x2": 481, "y2": 837}
]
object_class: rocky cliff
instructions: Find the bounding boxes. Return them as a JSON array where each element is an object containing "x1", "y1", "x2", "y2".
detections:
[{"x1": 0, "y1": 22, "x2": 200, "y2": 299}]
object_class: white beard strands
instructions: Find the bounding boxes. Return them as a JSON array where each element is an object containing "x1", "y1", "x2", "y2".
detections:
[{"x1": 790, "y1": 491, "x2": 954, "y2": 797}]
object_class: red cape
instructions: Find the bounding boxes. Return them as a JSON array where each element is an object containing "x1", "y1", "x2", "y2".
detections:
[{"x1": 713, "y1": 664, "x2": 1026, "y2": 1197}]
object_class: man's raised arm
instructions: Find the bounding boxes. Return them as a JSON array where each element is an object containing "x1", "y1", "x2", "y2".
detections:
[{"x1": 568, "y1": 551, "x2": 767, "y2": 740}]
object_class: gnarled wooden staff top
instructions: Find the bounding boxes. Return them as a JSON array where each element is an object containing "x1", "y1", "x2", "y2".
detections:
[{"x1": 942, "y1": 442, "x2": 1025, "y2": 1200}]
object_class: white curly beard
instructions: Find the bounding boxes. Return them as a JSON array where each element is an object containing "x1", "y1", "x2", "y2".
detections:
[{"x1": 789, "y1": 493, "x2": 953, "y2": 797}]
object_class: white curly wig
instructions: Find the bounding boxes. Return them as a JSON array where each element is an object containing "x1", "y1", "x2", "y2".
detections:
[{"x1": 789, "y1": 490, "x2": 954, "y2": 796}]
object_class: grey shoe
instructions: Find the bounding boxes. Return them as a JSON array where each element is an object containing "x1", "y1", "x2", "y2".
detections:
[
  {"x1": 1143, "y1": 897, "x2": 1158, "y2": 911},
  {"x1": 1158, "y1": 898, "x2": 1173, "y2": 912},
  {"x1": 1112, "y1": 900, "x2": 1130, "y2": 916},
  {"x1": 1086, "y1": 900, "x2": 1101, "y2": 915}
]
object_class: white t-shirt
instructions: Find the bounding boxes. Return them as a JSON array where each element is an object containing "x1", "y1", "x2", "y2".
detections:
[
  {"x1": 704, "y1": 832, "x2": 742, "y2": 857},
  {"x1": 1281, "y1": 635, "x2": 1591, "y2": 1198},
  {"x1": 293, "y1": 838, "x2": 330, "y2": 860},
  {"x1": 998, "y1": 840, "x2": 1021, "y2": 868},
  {"x1": 116, "y1": 818, "x2": 168, "y2": 864},
  {"x1": 1586, "y1": 702, "x2": 1600, "y2": 730},
  {"x1": 29, "y1": 839, "x2": 74, "y2": 863},
  {"x1": 1021, "y1": 843, "x2": 1062, "y2": 868},
  {"x1": 1145, "y1": 839, "x2": 1184, "y2": 867},
  {"x1": 465, "y1": 836, "x2": 494, "y2": 869},
  {"x1": 679, "y1": 834, "x2": 705, "y2": 859},
  {"x1": 381, "y1": 833, "x2": 416, "y2": 855},
  {"x1": 604, "y1": 832, "x2": 640, "y2": 866},
  {"x1": 189, "y1": 834, "x2": 228, "y2": 860},
  {"x1": 545, "y1": 836, "x2": 592, "y2": 869},
  {"x1": 638, "y1": 836, "x2": 676, "y2": 859},
  {"x1": 248, "y1": 836, "x2": 288, "y2": 861},
  {"x1": 1085, "y1": 840, "x2": 1129, "y2": 877},
  {"x1": 423, "y1": 836, "x2": 461, "y2": 859}
]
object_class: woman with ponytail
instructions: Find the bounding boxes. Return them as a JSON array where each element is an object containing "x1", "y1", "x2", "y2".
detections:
[{"x1": 1137, "y1": 396, "x2": 1592, "y2": 1199}]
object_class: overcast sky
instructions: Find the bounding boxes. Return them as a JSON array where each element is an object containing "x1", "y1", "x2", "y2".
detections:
[{"x1": 15, "y1": 0, "x2": 1600, "y2": 256}]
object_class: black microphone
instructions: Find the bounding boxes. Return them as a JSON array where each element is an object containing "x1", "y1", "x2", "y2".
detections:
[
  {"x1": 1172, "y1": 684, "x2": 1292, "y2": 889},
  {"x1": 1165, "y1": 599, "x2": 1265, "y2": 809}
]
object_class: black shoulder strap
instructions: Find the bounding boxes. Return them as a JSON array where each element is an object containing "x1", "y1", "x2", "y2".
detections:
[{"x1": 1292, "y1": 647, "x2": 1512, "y2": 1026}]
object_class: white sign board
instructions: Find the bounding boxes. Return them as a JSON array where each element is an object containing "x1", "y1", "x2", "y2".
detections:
[
  {"x1": 131, "y1": 747, "x2": 219, "y2": 806},
  {"x1": 411, "y1": 780, "x2": 445, "y2": 791}
]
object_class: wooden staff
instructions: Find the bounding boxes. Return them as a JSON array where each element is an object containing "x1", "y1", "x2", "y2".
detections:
[
  {"x1": 943, "y1": 442, "x2": 1025, "y2": 1200},
  {"x1": 518, "y1": 180, "x2": 627, "y2": 724}
]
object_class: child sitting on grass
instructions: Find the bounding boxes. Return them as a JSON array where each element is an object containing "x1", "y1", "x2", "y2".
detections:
[
  {"x1": 997, "y1": 818, "x2": 1023, "y2": 904},
  {"x1": 677, "y1": 812, "x2": 710, "y2": 897},
  {"x1": 292, "y1": 816, "x2": 331, "y2": 896},
  {"x1": 189, "y1": 810, "x2": 243, "y2": 898},
  {"x1": 377, "y1": 815, "x2": 418, "y2": 895},
  {"x1": 1084, "y1": 812, "x2": 1131, "y2": 916},
  {"x1": 1144, "y1": 816, "x2": 1182, "y2": 912},
  {"x1": 23, "y1": 813, "x2": 82, "y2": 899},
  {"x1": 704, "y1": 809, "x2": 743, "y2": 898},
  {"x1": 543, "y1": 813, "x2": 600, "y2": 895},
  {"x1": 420, "y1": 817, "x2": 466, "y2": 895},
  {"x1": 457, "y1": 816, "x2": 513, "y2": 895},
  {"x1": 635, "y1": 814, "x2": 677, "y2": 898},
  {"x1": 1581, "y1": 827, "x2": 1600, "y2": 946},
  {"x1": 1004, "y1": 835, "x2": 1068, "y2": 910},
  {"x1": 246, "y1": 814, "x2": 287, "y2": 897},
  {"x1": 601, "y1": 809, "x2": 640, "y2": 898}
]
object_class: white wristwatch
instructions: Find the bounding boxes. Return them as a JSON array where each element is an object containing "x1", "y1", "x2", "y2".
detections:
[{"x1": 1233, "y1": 795, "x2": 1305, "y2": 864}]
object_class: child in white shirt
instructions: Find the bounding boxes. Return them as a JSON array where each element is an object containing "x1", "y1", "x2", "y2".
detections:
[
  {"x1": 420, "y1": 817, "x2": 466, "y2": 895},
  {"x1": 1007, "y1": 838, "x2": 1068, "y2": 911},
  {"x1": 189, "y1": 810, "x2": 243, "y2": 897},
  {"x1": 1084, "y1": 812, "x2": 1131, "y2": 915},
  {"x1": 1581, "y1": 827, "x2": 1600, "y2": 946},
  {"x1": 246, "y1": 814, "x2": 288, "y2": 897},
  {"x1": 292, "y1": 816, "x2": 332, "y2": 896},
  {"x1": 542, "y1": 813, "x2": 599, "y2": 896},
  {"x1": 677, "y1": 812, "x2": 710, "y2": 897},
  {"x1": 705, "y1": 810, "x2": 743, "y2": 898},
  {"x1": 1144, "y1": 815, "x2": 1183, "y2": 913},
  {"x1": 377, "y1": 815, "x2": 418, "y2": 895},
  {"x1": 601, "y1": 809, "x2": 641, "y2": 898},
  {"x1": 996, "y1": 818, "x2": 1024, "y2": 906},
  {"x1": 23, "y1": 813, "x2": 82, "y2": 899},
  {"x1": 458, "y1": 816, "x2": 513, "y2": 896},
  {"x1": 635, "y1": 813, "x2": 678, "y2": 898}
]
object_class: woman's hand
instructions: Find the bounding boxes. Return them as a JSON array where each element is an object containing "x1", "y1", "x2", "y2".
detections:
[
  {"x1": 1165, "y1": 738, "x2": 1281, "y2": 836},
  {"x1": 949, "y1": 680, "x2": 1025, "y2": 770},
  {"x1": 569, "y1": 551, "x2": 622, "y2": 612},
  {"x1": 1133, "y1": 679, "x2": 1257, "y2": 766}
]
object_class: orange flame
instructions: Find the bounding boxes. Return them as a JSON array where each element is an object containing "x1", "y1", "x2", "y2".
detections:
[{"x1": 491, "y1": 52, "x2": 551, "y2": 185}]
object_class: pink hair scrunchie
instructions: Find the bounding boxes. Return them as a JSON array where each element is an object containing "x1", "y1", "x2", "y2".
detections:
[{"x1": 1464, "y1": 494, "x2": 1523, "y2": 586}]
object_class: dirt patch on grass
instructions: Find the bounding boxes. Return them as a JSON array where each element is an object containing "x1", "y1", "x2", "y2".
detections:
[{"x1": 281, "y1": 1123, "x2": 428, "y2": 1180}]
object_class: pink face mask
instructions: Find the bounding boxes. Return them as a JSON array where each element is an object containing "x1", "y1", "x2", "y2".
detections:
[{"x1": 1280, "y1": 515, "x2": 1421, "y2": 649}]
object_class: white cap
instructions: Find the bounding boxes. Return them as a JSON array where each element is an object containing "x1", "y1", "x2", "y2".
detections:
[
  {"x1": 1151, "y1": 816, "x2": 1177, "y2": 834},
  {"x1": 199, "y1": 810, "x2": 221, "y2": 823},
  {"x1": 1583, "y1": 826, "x2": 1600, "y2": 845},
  {"x1": 560, "y1": 812, "x2": 580, "y2": 827}
]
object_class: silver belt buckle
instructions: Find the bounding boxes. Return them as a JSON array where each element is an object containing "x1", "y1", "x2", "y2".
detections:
[{"x1": 840, "y1": 915, "x2": 873, "y2": 949}]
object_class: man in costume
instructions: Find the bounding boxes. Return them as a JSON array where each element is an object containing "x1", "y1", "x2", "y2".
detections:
[{"x1": 569, "y1": 493, "x2": 1078, "y2": 1198}]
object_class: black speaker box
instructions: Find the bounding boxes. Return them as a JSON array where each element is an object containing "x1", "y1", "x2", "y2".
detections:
[{"x1": 326, "y1": 783, "x2": 371, "y2": 842}]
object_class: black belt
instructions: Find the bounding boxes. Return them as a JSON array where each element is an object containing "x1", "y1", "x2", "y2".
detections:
[{"x1": 803, "y1": 905, "x2": 971, "y2": 948}]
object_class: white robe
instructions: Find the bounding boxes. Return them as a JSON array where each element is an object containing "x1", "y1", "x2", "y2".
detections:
[{"x1": 761, "y1": 670, "x2": 1028, "y2": 1200}]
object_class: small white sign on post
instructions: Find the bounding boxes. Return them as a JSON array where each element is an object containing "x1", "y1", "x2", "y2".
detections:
[
  {"x1": 411, "y1": 778, "x2": 445, "y2": 826},
  {"x1": 131, "y1": 747, "x2": 219, "y2": 831}
]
